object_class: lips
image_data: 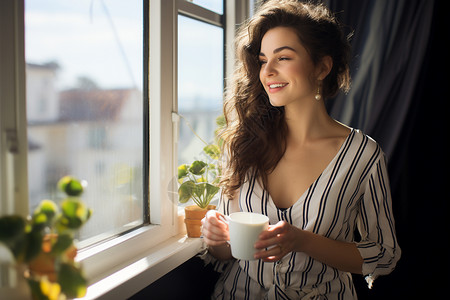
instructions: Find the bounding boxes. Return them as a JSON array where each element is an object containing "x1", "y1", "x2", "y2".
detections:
[{"x1": 267, "y1": 82, "x2": 288, "y2": 93}]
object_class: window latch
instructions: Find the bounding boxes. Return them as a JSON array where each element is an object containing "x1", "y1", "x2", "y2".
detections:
[
  {"x1": 172, "y1": 112, "x2": 180, "y2": 144},
  {"x1": 5, "y1": 129, "x2": 19, "y2": 154}
]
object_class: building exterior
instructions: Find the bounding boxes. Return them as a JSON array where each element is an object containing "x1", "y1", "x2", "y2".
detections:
[{"x1": 27, "y1": 62, "x2": 143, "y2": 239}]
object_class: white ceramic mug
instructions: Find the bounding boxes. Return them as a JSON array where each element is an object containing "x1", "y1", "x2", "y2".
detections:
[{"x1": 223, "y1": 212, "x2": 269, "y2": 260}]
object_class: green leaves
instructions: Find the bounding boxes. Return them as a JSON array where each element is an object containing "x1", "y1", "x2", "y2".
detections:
[
  {"x1": 0, "y1": 175, "x2": 91, "y2": 300},
  {"x1": 178, "y1": 181, "x2": 196, "y2": 204},
  {"x1": 57, "y1": 175, "x2": 85, "y2": 196},
  {"x1": 32, "y1": 200, "x2": 59, "y2": 229},
  {"x1": 27, "y1": 262, "x2": 87, "y2": 300},
  {"x1": 203, "y1": 144, "x2": 220, "y2": 160},
  {"x1": 56, "y1": 198, "x2": 92, "y2": 232},
  {"x1": 199, "y1": 183, "x2": 219, "y2": 204},
  {"x1": 23, "y1": 228, "x2": 44, "y2": 263},
  {"x1": 0, "y1": 215, "x2": 25, "y2": 245},
  {"x1": 177, "y1": 145, "x2": 221, "y2": 209},
  {"x1": 58, "y1": 263, "x2": 87, "y2": 298},
  {"x1": 177, "y1": 181, "x2": 220, "y2": 208},
  {"x1": 178, "y1": 164, "x2": 189, "y2": 180},
  {"x1": 189, "y1": 160, "x2": 207, "y2": 175},
  {"x1": 0, "y1": 215, "x2": 45, "y2": 263},
  {"x1": 50, "y1": 233, "x2": 73, "y2": 256},
  {"x1": 0, "y1": 215, "x2": 27, "y2": 261}
]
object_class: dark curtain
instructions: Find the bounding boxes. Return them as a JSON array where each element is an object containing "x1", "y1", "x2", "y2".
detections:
[
  {"x1": 326, "y1": 0, "x2": 433, "y2": 162},
  {"x1": 324, "y1": 0, "x2": 448, "y2": 298}
]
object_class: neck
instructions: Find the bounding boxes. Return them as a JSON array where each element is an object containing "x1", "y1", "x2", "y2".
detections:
[{"x1": 283, "y1": 99, "x2": 334, "y2": 145}]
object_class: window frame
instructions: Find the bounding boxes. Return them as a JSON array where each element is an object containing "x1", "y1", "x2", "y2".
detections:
[
  {"x1": 0, "y1": 0, "x2": 29, "y2": 217},
  {"x1": 0, "y1": 0, "x2": 250, "y2": 297}
]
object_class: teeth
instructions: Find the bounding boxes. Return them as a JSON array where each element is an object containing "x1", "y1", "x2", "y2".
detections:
[{"x1": 269, "y1": 83, "x2": 286, "y2": 88}]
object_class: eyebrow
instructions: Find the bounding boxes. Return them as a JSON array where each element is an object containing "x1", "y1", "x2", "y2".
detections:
[{"x1": 259, "y1": 46, "x2": 297, "y2": 57}]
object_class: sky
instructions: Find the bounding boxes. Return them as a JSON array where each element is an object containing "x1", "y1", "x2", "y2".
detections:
[
  {"x1": 178, "y1": 14, "x2": 223, "y2": 111},
  {"x1": 25, "y1": 0, "x2": 224, "y2": 111},
  {"x1": 25, "y1": 0, "x2": 143, "y2": 89}
]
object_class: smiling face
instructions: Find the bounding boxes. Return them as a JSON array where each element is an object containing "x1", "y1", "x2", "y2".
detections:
[{"x1": 259, "y1": 26, "x2": 321, "y2": 107}]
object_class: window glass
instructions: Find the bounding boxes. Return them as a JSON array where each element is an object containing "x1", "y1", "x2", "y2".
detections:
[
  {"x1": 187, "y1": 0, "x2": 223, "y2": 15},
  {"x1": 25, "y1": 0, "x2": 144, "y2": 243},
  {"x1": 177, "y1": 15, "x2": 223, "y2": 195}
]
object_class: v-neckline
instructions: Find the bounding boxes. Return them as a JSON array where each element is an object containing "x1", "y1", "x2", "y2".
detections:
[{"x1": 265, "y1": 128, "x2": 355, "y2": 211}]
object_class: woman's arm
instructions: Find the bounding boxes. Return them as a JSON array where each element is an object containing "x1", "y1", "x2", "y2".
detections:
[
  {"x1": 254, "y1": 221, "x2": 363, "y2": 274},
  {"x1": 207, "y1": 242, "x2": 232, "y2": 261},
  {"x1": 298, "y1": 229, "x2": 363, "y2": 274}
]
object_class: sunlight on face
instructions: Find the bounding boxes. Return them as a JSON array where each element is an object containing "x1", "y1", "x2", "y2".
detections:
[{"x1": 259, "y1": 26, "x2": 318, "y2": 107}]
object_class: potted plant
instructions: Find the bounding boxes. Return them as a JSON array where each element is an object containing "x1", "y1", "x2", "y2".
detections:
[
  {"x1": 0, "y1": 175, "x2": 92, "y2": 300},
  {"x1": 178, "y1": 144, "x2": 220, "y2": 237},
  {"x1": 177, "y1": 115, "x2": 224, "y2": 237}
]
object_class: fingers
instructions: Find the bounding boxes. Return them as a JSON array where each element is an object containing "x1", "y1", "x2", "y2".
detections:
[
  {"x1": 265, "y1": 221, "x2": 288, "y2": 235},
  {"x1": 254, "y1": 221, "x2": 296, "y2": 261},
  {"x1": 204, "y1": 210, "x2": 227, "y2": 227},
  {"x1": 201, "y1": 210, "x2": 229, "y2": 246},
  {"x1": 254, "y1": 221, "x2": 287, "y2": 249},
  {"x1": 256, "y1": 245, "x2": 284, "y2": 262},
  {"x1": 253, "y1": 243, "x2": 285, "y2": 262}
]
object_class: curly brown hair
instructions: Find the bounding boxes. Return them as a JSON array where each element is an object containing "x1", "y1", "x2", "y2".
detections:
[{"x1": 220, "y1": 0, "x2": 351, "y2": 199}]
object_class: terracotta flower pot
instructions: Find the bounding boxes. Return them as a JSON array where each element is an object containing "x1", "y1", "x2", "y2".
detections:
[
  {"x1": 28, "y1": 234, "x2": 57, "y2": 282},
  {"x1": 184, "y1": 205, "x2": 216, "y2": 238},
  {"x1": 27, "y1": 234, "x2": 77, "y2": 283}
]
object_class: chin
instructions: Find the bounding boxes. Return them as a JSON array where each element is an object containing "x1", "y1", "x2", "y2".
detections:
[{"x1": 268, "y1": 98, "x2": 287, "y2": 108}]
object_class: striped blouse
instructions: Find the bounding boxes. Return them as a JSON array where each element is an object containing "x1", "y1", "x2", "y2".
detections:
[{"x1": 206, "y1": 128, "x2": 401, "y2": 300}]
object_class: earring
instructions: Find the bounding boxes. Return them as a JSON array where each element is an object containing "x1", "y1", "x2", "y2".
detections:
[{"x1": 315, "y1": 81, "x2": 322, "y2": 101}]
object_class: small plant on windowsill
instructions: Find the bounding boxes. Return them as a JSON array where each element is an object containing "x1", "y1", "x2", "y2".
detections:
[
  {"x1": 0, "y1": 176, "x2": 92, "y2": 300},
  {"x1": 177, "y1": 115, "x2": 224, "y2": 238}
]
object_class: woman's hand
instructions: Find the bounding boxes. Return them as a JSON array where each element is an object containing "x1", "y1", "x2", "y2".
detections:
[
  {"x1": 254, "y1": 221, "x2": 363, "y2": 273},
  {"x1": 201, "y1": 210, "x2": 230, "y2": 246},
  {"x1": 253, "y1": 221, "x2": 302, "y2": 262}
]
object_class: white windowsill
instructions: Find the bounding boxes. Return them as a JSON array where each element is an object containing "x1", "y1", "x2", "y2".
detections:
[{"x1": 79, "y1": 235, "x2": 204, "y2": 300}]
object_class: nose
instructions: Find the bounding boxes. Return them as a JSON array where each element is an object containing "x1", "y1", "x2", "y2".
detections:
[{"x1": 260, "y1": 60, "x2": 277, "y2": 78}]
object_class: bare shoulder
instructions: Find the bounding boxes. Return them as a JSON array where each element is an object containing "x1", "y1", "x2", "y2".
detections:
[
  {"x1": 333, "y1": 120, "x2": 352, "y2": 138},
  {"x1": 323, "y1": 120, "x2": 352, "y2": 150}
]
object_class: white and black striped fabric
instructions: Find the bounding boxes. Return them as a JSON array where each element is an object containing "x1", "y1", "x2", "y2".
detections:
[{"x1": 208, "y1": 129, "x2": 401, "y2": 300}]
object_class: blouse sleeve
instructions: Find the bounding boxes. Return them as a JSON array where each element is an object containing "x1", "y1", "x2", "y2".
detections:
[{"x1": 356, "y1": 152, "x2": 401, "y2": 287}]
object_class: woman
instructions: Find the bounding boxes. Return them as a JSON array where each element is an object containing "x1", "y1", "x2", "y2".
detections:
[{"x1": 201, "y1": 1, "x2": 401, "y2": 299}]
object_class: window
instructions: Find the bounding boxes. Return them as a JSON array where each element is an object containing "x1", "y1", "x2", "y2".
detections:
[
  {"x1": 177, "y1": 15, "x2": 224, "y2": 168},
  {"x1": 0, "y1": 0, "x2": 250, "y2": 295},
  {"x1": 176, "y1": 1, "x2": 225, "y2": 213},
  {"x1": 187, "y1": 0, "x2": 223, "y2": 14},
  {"x1": 25, "y1": 0, "x2": 146, "y2": 244}
]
